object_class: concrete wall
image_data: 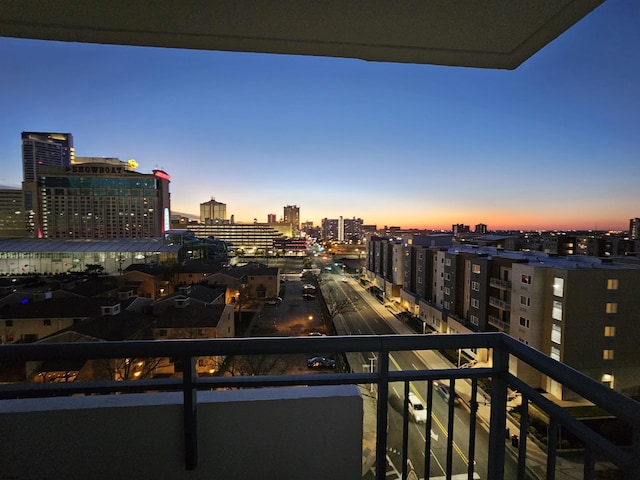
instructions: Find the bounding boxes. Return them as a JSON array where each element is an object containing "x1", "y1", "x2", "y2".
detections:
[{"x1": 1, "y1": 385, "x2": 362, "y2": 480}]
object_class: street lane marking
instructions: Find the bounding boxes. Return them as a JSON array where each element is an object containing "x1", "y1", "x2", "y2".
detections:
[{"x1": 388, "y1": 353, "x2": 470, "y2": 466}]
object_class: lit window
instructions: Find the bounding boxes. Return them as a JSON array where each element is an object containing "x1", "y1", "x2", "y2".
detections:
[
  {"x1": 471, "y1": 281, "x2": 480, "y2": 291},
  {"x1": 472, "y1": 264, "x2": 481, "y2": 274},
  {"x1": 551, "y1": 324, "x2": 562, "y2": 344},
  {"x1": 607, "y1": 279, "x2": 619, "y2": 290},
  {"x1": 552, "y1": 300, "x2": 563, "y2": 321},
  {"x1": 550, "y1": 347, "x2": 560, "y2": 361},
  {"x1": 521, "y1": 274, "x2": 531, "y2": 284},
  {"x1": 604, "y1": 326, "x2": 616, "y2": 337},
  {"x1": 603, "y1": 350, "x2": 614, "y2": 360},
  {"x1": 606, "y1": 303, "x2": 618, "y2": 314},
  {"x1": 553, "y1": 277, "x2": 564, "y2": 297}
]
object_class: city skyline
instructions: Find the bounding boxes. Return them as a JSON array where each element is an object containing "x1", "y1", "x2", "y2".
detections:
[{"x1": 0, "y1": 1, "x2": 638, "y2": 231}]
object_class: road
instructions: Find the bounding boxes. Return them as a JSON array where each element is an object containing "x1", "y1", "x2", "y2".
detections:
[{"x1": 316, "y1": 261, "x2": 518, "y2": 480}]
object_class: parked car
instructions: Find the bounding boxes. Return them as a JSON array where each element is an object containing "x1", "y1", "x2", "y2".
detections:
[
  {"x1": 265, "y1": 297, "x2": 282, "y2": 305},
  {"x1": 306, "y1": 356, "x2": 336, "y2": 369},
  {"x1": 308, "y1": 332, "x2": 326, "y2": 336},
  {"x1": 434, "y1": 382, "x2": 460, "y2": 406},
  {"x1": 407, "y1": 392, "x2": 427, "y2": 423},
  {"x1": 302, "y1": 293, "x2": 315, "y2": 300}
]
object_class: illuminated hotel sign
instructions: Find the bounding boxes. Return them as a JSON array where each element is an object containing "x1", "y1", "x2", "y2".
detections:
[
  {"x1": 71, "y1": 165, "x2": 125, "y2": 174},
  {"x1": 153, "y1": 169, "x2": 171, "y2": 181}
]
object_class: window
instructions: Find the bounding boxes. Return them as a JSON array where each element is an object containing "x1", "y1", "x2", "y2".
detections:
[
  {"x1": 604, "y1": 326, "x2": 616, "y2": 337},
  {"x1": 470, "y1": 315, "x2": 479, "y2": 326},
  {"x1": 607, "y1": 278, "x2": 619, "y2": 290},
  {"x1": 445, "y1": 258, "x2": 451, "y2": 266},
  {"x1": 519, "y1": 316, "x2": 529, "y2": 328},
  {"x1": 471, "y1": 281, "x2": 480, "y2": 291},
  {"x1": 43, "y1": 319, "x2": 51, "y2": 326},
  {"x1": 552, "y1": 300, "x2": 563, "y2": 321},
  {"x1": 158, "y1": 329, "x2": 167, "y2": 337},
  {"x1": 519, "y1": 295, "x2": 530, "y2": 306},
  {"x1": 472, "y1": 264, "x2": 481, "y2": 274},
  {"x1": 444, "y1": 273, "x2": 451, "y2": 281},
  {"x1": 5, "y1": 320, "x2": 13, "y2": 327},
  {"x1": 521, "y1": 274, "x2": 531, "y2": 284},
  {"x1": 444, "y1": 301, "x2": 450, "y2": 310},
  {"x1": 550, "y1": 346, "x2": 560, "y2": 361},
  {"x1": 551, "y1": 324, "x2": 562, "y2": 344},
  {"x1": 471, "y1": 298, "x2": 480, "y2": 308},
  {"x1": 606, "y1": 303, "x2": 618, "y2": 314},
  {"x1": 444, "y1": 287, "x2": 450, "y2": 295},
  {"x1": 553, "y1": 277, "x2": 564, "y2": 297},
  {"x1": 603, "y1": 350, "x2": 614, "y2": 360}
]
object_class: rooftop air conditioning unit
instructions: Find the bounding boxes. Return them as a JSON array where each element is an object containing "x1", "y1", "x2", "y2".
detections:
[{"x1": 101, "y1": 303, "x2": 121, "y2": 316}]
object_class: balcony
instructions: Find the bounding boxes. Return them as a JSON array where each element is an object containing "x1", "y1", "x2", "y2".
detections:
[
  {"x1": 488, "y1": 315, "x2": 511, "y2": 332},
  {"x1": 1, "y1": 333, "x2": 639, "y2": 480},
  {"x1": 490, "y1": 278, "x2": 512, "y2": 290},
  {"x1": 489, "y1": 296, "x2": 511, "y2": 311}
]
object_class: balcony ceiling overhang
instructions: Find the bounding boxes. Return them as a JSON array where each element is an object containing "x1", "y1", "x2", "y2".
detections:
[{"x1": 0, "y1": 0, "x2": 604, "y2": 70}]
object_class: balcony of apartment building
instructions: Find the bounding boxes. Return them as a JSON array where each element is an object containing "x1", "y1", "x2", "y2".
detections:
[
  {"x1": 2, "y1": 333, "x2": 639, "y2": 480},
  {"x1": 489, "y1": 296, "x2": 512, "y2": 312},
  {"x1": 490, "y1": 277, "x2": 512, "y2": 290},
  {"x1": 488, "y1": 314, "x2": 511, "y2": 332}
]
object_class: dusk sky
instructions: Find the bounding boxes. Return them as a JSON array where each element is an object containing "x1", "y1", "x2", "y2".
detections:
[{"x1": 0, "y1": 1, "x2": 638, "y2": 231}]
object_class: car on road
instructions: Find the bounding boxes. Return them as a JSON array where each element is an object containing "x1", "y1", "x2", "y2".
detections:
[
  {"x1": 302, "y1": 293, "x2": 315, "y2": 300},
  {"x1": 341, "y1": 277, "x2": 348, "y2": 283},
  {"x1": 308, "y1": 332, "x2": 326, "y2": 336},
  {"x1": 265, "y1": 297, "x2": 282, "y2": 305},
  {"x1": 407, "y1": 392, "x2": 427, "y2": 423},
  {"x1": 306, "y1": 356, "x2": 336, "y2": 369},
  {"x1": 434, "y1": 382, "x2": 460, "y2": 406}
]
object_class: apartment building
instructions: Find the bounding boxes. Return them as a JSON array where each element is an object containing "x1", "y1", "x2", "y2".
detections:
[{"x1": 376, "y1": 242, "x2": 640, "y2": 400}]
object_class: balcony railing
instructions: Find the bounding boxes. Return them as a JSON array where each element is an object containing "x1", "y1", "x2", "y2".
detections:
[
  {"x1": 1, "y1": 333, "x2": 639, "y2": 480},
  {"x1": 489, "y1": 296, "x2": 511, "y2": 311},
  {"x1": 488, "y1": 315, "x2": 511, "y2": 331},
  {"x1": 490, "y1": 277, "x2": 512, "y2": 290}
]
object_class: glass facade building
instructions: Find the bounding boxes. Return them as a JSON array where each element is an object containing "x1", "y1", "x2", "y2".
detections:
[{"x1": 37, "y1": 163, "x2": 171, "y2": 238}]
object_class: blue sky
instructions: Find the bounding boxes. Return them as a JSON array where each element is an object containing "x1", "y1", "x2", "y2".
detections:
[{"x1": 0, "y1": 0, "x2": 638, "y2": 231}]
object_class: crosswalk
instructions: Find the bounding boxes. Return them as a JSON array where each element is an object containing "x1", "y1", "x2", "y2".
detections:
[{"x1": 365, "y1": 455, "x2": 481, "y2": 480}]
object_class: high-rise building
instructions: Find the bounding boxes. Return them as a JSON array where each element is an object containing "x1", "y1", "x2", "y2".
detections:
[
  {"x1": 267, "y1": 214, "x2": 276, "y2": 224},
  {"x1": 22, "y1": 132, "x2": 74, "y2": 182},
  {"x1": 630, "y1": 218, "x2": 640, "y2": 240},
  {"x1": 0, "y1": 188, "x2": 25, "y2": 238},
  {"x1": 475, "y1": 223, "x2": 488, "y2": 234},
  {"x1": 283, "y1": 205, "x2": 300, "y2": 230},
  {"x1": 21, "y1": 132, "x2": 74, "y2": 236},
  {"x1": 200, "y1": 198, "x2": 227, "y2": 223},
  {"x1": 34, "y1": 160, "x2": 171, "y2": 238}
]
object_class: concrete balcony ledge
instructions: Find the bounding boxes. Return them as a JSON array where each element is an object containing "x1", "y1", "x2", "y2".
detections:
[{"x1": 1, "y1": 384, "x2": 363, "y2": 480}]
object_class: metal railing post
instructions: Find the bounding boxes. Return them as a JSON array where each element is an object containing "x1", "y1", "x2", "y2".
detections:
[
  {"x1": 375, "y1": 350, "x2": 389, "y2": 480},
  {"x1": 488, "y1": 345, "x2": 508, "y2": 480},
  {"x1": 183, "y1": 355, "x2": 198, "y2": 470}
]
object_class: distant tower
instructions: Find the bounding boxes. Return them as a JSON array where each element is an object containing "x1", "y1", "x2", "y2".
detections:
[
  {"x1": 630, "y1": 218, "x2": 640, "y2": 240},
  {"x1": 475, "y1": 223, "x2": 488, "y2": 234},
  {"x1": 200, "y1": 198, "x2": 227, "y2": 223},
  {"x1": 283, "y1": 205, "x2": 300, "y2": 230},
  {"x1": 267, "y1": 213, "x2": 276, "y2": 224},
  {"x1": 21, "y1": 132, "x2": 74, "y2": 237}
]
